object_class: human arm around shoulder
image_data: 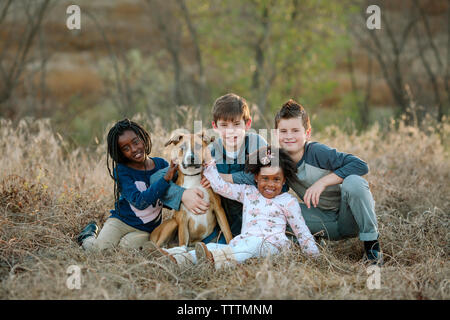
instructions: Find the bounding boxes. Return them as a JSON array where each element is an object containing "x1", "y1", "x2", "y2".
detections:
[
  {"x1": 150, "y1": 165, "x2": 209, "y2": 214},
  {"x1": 309, "y1": 142, "x2": 369, "y2": 178},
  {"x1": 284, "y1": 196, "x2": 320, "y2": 257},
  {"x1": 231, "y1": 171, "x2": 256, "y2": 185},
  {"x1": 149, "y1": 165, "x2": 185, "y2": 211},
  {"x1": 303, "y1": 143, "x2": 368, "y2": 208},
  {"x1": 304, "y1": 172, "x2": 343, "y2": 208},
  {"x1": 119, "y1": 166, "x2": 170, "y2": 210}
]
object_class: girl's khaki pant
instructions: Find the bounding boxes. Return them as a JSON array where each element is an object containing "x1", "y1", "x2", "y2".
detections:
[{"x1": 82, "y1": 217, "x2": 151, "y2": 251}]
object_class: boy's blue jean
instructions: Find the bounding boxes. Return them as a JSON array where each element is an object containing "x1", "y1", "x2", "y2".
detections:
[{"x1": 299, "y1": 175, "x2": 379, "y2": 241}]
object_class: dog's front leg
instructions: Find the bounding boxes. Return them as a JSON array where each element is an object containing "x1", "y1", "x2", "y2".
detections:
[
  {"x1": 150, "y1": 218, "x2": 178, "y2": 247},
  {"x1": 175, "y1": 210, "x2": 190, "y2": 246},
  {"x1": 209, "y1": 191, "x2": 233, "y2": 244}
]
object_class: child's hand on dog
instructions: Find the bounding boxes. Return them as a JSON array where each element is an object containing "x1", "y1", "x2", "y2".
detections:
[
  {"x1": 200, "y1": 176, "x2": 211, "y2": 189},
  {"x1": 200, "y1": 149, "x2": 212, "y2": 188},
  {"x1": 182, "y1": 189, "x2": 209, "y2": 214},
  {"x1": 164, "y1": 160, "x2": 178, "y2": 182}
]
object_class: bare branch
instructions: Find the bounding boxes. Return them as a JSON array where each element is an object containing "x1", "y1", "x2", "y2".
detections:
[
  {"x1": 355, "y1": 4, "x2": 408, "y2": 114},
  {"x1": 175, "y1": 0, "x2": 203, "y2": 78},
  {"x1": 0, "y1": 0, "x2": 51, "y2": 106},
  {"x1": 445, "y1": 0, "x2": 450, "y2": 114},
  {"x1": 413, "y1": 12, "x2": 442, "y2": 121},
  {"x1": 175, "y1": 0, "x2": 205, "y2": 103},
  {"x1": 84, "y1": 9, "x2": 128, "y2": 113},
  {"x1": 381, "y1": 10, "x2": 400, "y2": 57},
  {"x1": 0, "y1": 0, "x2": 12, "y2": 24},
  {"x1": 413, "y1": 0, "x2": 443, "y2": 69},
  {"x1": 145, "y1": 0, "x2": 183, "y2": 105},
  {"x1": 398, "y1": 15, "x2": 419, "y2": 53},
  {"x1": 11, "y1": 0, "x2": 51, "y2": 88}
]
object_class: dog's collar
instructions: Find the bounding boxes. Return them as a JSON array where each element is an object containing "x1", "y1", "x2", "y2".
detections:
[{"x1": 182, "y1": 172, "x2": 202, "y2": 177}]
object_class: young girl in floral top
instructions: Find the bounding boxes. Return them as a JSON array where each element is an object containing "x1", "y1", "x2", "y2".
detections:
[{"x1": 147, "y1": 145, "x2": 319, "y2": 269}]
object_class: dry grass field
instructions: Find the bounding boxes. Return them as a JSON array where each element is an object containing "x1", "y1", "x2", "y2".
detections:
[{"x1": 0, "y1": 115, "x2": 449, "y2": 300}]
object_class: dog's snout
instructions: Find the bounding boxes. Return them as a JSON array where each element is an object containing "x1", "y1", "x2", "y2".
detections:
[{"x1": 183, "y1": 151, "x2": 201, "y2": 168}]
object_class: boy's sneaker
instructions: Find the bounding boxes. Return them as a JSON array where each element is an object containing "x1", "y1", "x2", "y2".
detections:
[
  {"x1": 76, "y1": 221, "x2": 98, "y2": 245},
  {"x1": 195, "y1": 242, "x2": 214, "y2": 266},
  {"x1": 364, "y1": 239, "x2": 383, "y2": 265}
]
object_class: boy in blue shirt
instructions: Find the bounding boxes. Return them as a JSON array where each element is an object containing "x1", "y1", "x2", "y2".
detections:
[
  {"x1": 233, "y1": 99, "x2": 382, "y2": 264},
  {"x1": 151, "y1": 93, "x2": 266, "y2": 243}
]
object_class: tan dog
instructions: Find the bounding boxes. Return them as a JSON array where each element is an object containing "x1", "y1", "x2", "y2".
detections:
[{"x1": 150, "y1": 132, "x2": 233, "y2": 247}]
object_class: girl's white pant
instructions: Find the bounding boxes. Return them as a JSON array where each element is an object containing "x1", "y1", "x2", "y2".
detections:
[{"x1": 166, "y1": 236, "x2": 281, "y2": 267}]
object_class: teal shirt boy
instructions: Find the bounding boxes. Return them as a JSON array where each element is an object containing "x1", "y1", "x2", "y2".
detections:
[{"x1": 235, "y1": 99, "x2": 382, "y2": 264}]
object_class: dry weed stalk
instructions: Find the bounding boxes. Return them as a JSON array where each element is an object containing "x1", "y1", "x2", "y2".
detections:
[{"x1": 0, "y1": 115, "x2": 448, "y2": 299}]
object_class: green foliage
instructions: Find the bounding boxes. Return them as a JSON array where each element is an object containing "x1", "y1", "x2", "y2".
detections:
[
  {"x1": 17, "y1": 1, "x2": 367, "y2": 147},
  {"x1": 189, "y1": 0, "x2": 355, "y2": 124}
]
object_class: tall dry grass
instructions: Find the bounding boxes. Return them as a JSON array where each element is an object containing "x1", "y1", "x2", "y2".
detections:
[{"x1": 0, "y1": 115, "x2": 449, "y2": 299}]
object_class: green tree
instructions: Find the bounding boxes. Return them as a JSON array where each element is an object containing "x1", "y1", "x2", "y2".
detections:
[{"x1": 189, "y1": 0, "x2": 352, "y2": 127}]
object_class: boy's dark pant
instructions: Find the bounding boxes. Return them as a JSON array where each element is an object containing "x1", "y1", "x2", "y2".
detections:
[
  {"x1": 293, "y1": 175, "x2": 379, "y2": 241},
  {"x1": 202, "y1": 212, "x2": 241, "y2": 245}
]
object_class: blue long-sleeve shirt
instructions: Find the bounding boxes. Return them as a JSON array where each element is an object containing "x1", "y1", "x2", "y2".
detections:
[
  {"x1": 302, "y1": 142, "x2": 368, "y2": 178},
  {"x1": 110, "y1": 157, "x2": 170, "y2": 233}
]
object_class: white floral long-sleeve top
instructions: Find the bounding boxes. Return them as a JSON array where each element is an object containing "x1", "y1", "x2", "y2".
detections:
[{"x1": 203, "y1": 161, "x2": 320, "y2": 257}]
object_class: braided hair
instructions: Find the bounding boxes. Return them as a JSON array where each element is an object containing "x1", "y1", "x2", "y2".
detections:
[
  {"x1": 106, "y1": 119, "x2": 152, "y2": 214},
  {"x1": 245, "y1": 145, "x2": 301, "y2": 186}
]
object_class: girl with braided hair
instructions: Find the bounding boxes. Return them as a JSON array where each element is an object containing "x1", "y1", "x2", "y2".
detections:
[{"x1": 77, "y1": 119, "x2": 177, "y2": 251}]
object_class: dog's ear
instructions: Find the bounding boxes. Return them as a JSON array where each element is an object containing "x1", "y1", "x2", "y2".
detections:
[
  {"x1": 202, "y1": 132, "x2": 215, "y2": 144},
  {"x1": 164, "y1": 134, "x2": 183, "y2": 147}
]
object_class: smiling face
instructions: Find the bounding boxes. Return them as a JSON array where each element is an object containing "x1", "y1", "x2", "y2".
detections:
[
  {"x1": 118, "y1": 130, "x2": 147, "y2": 165},
  {"x1": 165, "y1": 132, "x2": 214, "y2": 176},
  {"x1": 277, "y1": 117, "x2": 311, "y2": 159},
  {"x1": 212, "y1": 117, "x2": 251, "y2": 152},
  {"x1": 254, "y1": 166, "x2": 285, "y2": 199}
]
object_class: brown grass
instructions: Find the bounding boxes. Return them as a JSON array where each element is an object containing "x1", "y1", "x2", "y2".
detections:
[{"x1": 0, "y1": 115, "x2": 449, "y2": 300}]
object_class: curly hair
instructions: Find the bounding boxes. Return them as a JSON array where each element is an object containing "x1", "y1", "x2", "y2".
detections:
[
  {"x1": 245, "y1": 145, "x2": 301, "y2": 185},
  {"x1": 106, "y1": 118, "x2": 152, "y2": 215}
]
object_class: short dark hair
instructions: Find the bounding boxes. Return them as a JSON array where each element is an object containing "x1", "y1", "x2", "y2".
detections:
[
  {"x1": 212, "y1": 93, "x2": 251, "y2": 123},
  {"x1": 274, "y1": 99, "x2": 311, "y2": 131},
  {"x1": 245, "y1": 145, "x2": 300, "y2": 185}
]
